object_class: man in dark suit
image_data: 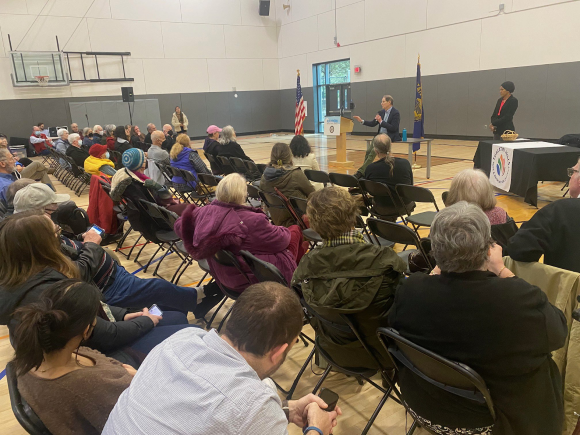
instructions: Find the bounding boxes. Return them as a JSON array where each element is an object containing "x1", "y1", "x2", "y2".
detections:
[
  {"x1": 353, "y1": 95, "x2": 401, "y2": 177},
  {"x1": 490, "y1": 81, "x2": 518, "y2": 140}
]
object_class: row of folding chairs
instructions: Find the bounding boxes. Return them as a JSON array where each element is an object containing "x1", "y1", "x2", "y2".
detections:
[
  {"x1": 45, "y1": 148, "x2": 91, "y2": 196},
  {"x1": 304, "y1": 169, "x2": 440, "y2": 236},
  {"x1": 205, "y1": 153, "x2": 266, "y2": 181}
]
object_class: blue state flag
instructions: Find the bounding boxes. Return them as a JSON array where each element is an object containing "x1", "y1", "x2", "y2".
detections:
[{"x1": 413, "y1": 56, "x2": 424, "y2": 152}]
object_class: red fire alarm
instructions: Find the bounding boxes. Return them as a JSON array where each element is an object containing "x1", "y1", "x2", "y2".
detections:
[{"x1": 354, "y1": 65, "x2": 361, "y2": 74}]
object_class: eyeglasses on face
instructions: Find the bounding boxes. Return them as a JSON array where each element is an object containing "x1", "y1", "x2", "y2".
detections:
[{"x1": 567, "y1": 167, "x2": 579, "y2": 177}]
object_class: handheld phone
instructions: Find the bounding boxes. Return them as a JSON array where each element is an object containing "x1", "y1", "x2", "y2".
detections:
[
  {"x1": 148, "y1": 304, "x2": 163, "y2": 317},
  {"x1": 318, "y1": 388, "x2": 339, "y2": 412},
  {"x1": 89, "y1": 224, "x2": 105, "y2": 236}
]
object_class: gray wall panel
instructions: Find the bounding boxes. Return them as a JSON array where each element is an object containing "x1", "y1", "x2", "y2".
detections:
[
  {"x1": 0, "y1": 100, "x2": 33, "y2": 138},
  {"x1": 504, "y1": 65, "x2": 546, "y2": 138},
  {"x1": 466, "y1": 69, "x2": 506, "y2": 136},
  {"x1": 31, "y1": 98, "x2": 69, "y2": 130},
  {"x1": 436, "y1": 72, "x2": 470, "y2": 136},
  {"x1": 206, "y1": 92, "x2": 232, "y2": 128},
  {"x1": 351, "y1": 81, "x2": 367, "y2": 133},
  {"x1": 180, "y1": 93, "x2": 208, "y2": 137},
  {"x1": 85, "y1": 102, "x2": 104, "y2": 129},
  {"x1": 69, "y1": 103, "x2": 87, "y2": 130},
  {"x1": 279, "y1": 88, "x2": 297, "y2": 131},
  {"x1": 421, "y1": 75, "x2": 438, "y2": 135},
  {"x1": 153, "y1": 93, "x2": 182, "y2": 126},
  {"x1": 545, "y1": 62, "x2": 580, "y2": 138},
  {"x1": 230, "y1": 92, "x2": 255, "y2": 134},
  {"x1": 251, "y1": 90, "x2": 280, "y2": 132},
  {"x1": 302, "y1": 87, "x2": 314, "y2": 131}
]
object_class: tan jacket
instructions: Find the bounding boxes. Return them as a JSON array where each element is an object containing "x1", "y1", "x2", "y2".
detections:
[{"x1": 171, "y1": 112, "x2": 189, "y2": 132}]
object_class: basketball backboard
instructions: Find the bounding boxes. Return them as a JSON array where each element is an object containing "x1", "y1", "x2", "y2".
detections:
[{"x1": 10, "y1": 51, "x2": 68, "y2": 87}]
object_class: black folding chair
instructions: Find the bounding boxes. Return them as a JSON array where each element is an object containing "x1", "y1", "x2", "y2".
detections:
[
  {"x1": 243, "y1": 160, "x2": 262, "y2": 179},
  {"x1": 441, "y1": 190, "x2": 449, "y2": 206},
  {"x1": 257, "y1": 163, "x2": 267, "y2": 174},
  {"x1": 491, "y1": 218, "x2": 519, "y2": 254},
  {"x1": 377, "y1": 327, "x2": 496, "y2": 435},
  {"x1": 204, "y1": 153, "x2": 222, "y2": 175},
  {"x1": 108, "y1": 149, "x2": 123, "y2": 169},
  {"x1": 300, "y1": 297, "x2": 398, "y2": 435},
  {"x1": 395, "y1": 184, "x2": 439, "y2": 234},
  {"x1": 359, "y1": 179, "x2": 409, "y2": 223},
  {"x1": 329, "y1": 172, "x2": 360, "y2": 190},
  {"x1": 246, "y1": 183, "x2": 262, "y2": 208},
  {"x1": 6, "y1": 362, "x2": 53, "y2": 435},
  {"x1": 367, "y1": 218, "x2": 434, "y2": 272},
  {"x1": 169, "y1": 167, "x2": 208, "y2": 205},
  {"x1": 216, "y1": 155, "x2": 235, "y2": 174},
  {"x1": 229, "y1": 157, "x2": 249, "y2": 177},
  {"x1": 288, "y1": 196, "x2": 323, "y2": 246},
  {"x1": 304, "y1": 169, "x2": 330, "y2": 187}
]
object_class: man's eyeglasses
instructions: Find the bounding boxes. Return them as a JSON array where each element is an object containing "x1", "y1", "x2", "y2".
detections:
[{"x1": 567, "y1": 168, "x2": 579, "y2": 177}]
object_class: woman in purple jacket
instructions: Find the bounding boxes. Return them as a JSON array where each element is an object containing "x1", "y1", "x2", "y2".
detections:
[{"x1": 174, "y1": 173, "x2": 306, "y2": 292}]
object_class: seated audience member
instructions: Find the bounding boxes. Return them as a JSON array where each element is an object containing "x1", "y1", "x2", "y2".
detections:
[
  {"x1": 292, "y1": 187, "x2": 406, "y2": 369},
  {"x1": 363, "y1": 133, "x2": 414, "y2": 217},
  {"x1": 147, "y1": 130, "x2": 170, "y2": 166},
  {"x1": 170, "y1": 133, "x2": 211, "y2": 191},
  {"x1": 446, "y1": 168, "x2": 507, "y2": 225},
  {"x1": 216, "y1": 125, "x2": 255, "y2": 163},
  {"x1": 38, "y1": 122, "x2": 49, "y2": 137},
  {"x1": 53, "y1": 128, "x2": 71, "y2": 154},
  {"x1": 81, "y1": 127, "x2": 93, "y2": 150},
  {"x1": 0, "y1": 149, "x2": 54, "y2": 202},
  {"x1": 0, "y1": 211, "x2": 200, "y2": 366},
  {"x1": 175, "y1": 173, "x2": 306, "y2": 292},
  {"x1": 13, "y1": 280, "x2": 134, "y2": 435},
  {"x1": 0, "y1": 135, "x2": 33, "y2": 167},
  {"x1": 2, "y1": 179, "x2": 36, "y2": 215},
  {"x1": 84, "y1": 144, "x2": 116, "y2": 176},
  {"x1": 130, "y1": 125, "x2": 146, "y2": 150},
  {"x1": 144, "y1": 123, "x2": 156, "y2": 144},
  {"x1": 289, "y1": 135, "x2": 323, "y2": 190},
  {"x1": 12, "y1": 186, "x2": 220, "y2": 318},
  {"x1": 92, "y1": 125, "x2": 104, "y2": 145},
  {"x1": 114, "y1": 125, "x2": 132, "y2": 154},
  {"x1": 260, "y1": 142, "x2": 315, "y2": 227},
  {"x1": 203, "y1": 125, "x2": 223, "y2": 174},
  {"x1": 389, "y1": 202, "x2": 567, "y2": 435},
  {"x1": 161, "y1": 124, "x2": 175, "y2": 152},
  {"x1": 29, "y1": 125, "x2": 52, "y2": 155},
  {"x1": 103, "y1": 282, "x2": 341, "y2": 435},
  {"x1": 70, "y1": 123, "x2": 83, "y2": 140},
  {"x1": 111, "y1": 148, "x2": 187, "y2": 215},
  {"x1": 104, "y1": 124, "x2": 116, "y2": 149},
  {"x1": 66, "y1": 133, "x2": 90, "y2": 167},
  {"x1": 508, "y1": 158, "x2": 580, "y2": 273}
]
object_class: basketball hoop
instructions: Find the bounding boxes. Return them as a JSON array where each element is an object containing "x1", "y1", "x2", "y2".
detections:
[{"x1": 34, "y1": 75, "x2": 50, "y2": 87}]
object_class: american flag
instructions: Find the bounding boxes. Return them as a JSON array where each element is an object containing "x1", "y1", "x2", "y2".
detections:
[{"x1": 295, "y1": 72, "x2": 306, "y2": 135}]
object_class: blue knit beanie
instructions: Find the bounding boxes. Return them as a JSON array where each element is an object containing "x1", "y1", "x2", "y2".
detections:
[{"x1": 122, "y1": 148, "x2": 145, "y2": 171}]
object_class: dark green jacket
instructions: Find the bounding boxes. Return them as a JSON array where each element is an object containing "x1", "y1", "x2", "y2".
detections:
[{"x1": 292, "y1": 242, "x2": 406, "y2": 369}]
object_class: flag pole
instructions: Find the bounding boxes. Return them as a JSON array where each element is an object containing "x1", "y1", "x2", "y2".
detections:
[{"x1": 412, "y1": 53, "x2": 422, "y2": 170}]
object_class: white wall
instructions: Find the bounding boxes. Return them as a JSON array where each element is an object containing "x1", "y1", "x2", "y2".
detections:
[
  {"x1": 0, "y1": 0, "x2": 280, "y2": 99},
  {"x1": 276, "y1": 0, "x2": 580, "y2": 89}
]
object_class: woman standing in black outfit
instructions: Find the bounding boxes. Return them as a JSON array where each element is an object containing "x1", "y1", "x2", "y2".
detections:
[
  {"x1": 490, "y1": 81, "x2": 518, "y2": 140},
  {"x1": 363, "y1": 133, "x2": 414, "y2": 216}
]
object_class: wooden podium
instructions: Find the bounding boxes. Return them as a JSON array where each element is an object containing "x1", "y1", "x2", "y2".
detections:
[{"x1": 326, "y1": 116, "x2": 354, "y2": 167}]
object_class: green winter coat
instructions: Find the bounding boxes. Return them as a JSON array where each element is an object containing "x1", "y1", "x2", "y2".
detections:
[{"x1": 292, "y1": 242, "x2": 406, "y2": 369}]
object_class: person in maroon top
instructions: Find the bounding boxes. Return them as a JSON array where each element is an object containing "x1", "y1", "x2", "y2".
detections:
[
  {"x1": 490, "y1": 81, "x2": 518, "y2": 140},
  {"x1": 29, "y1": 126, "x2": 52, "y2": 156}
]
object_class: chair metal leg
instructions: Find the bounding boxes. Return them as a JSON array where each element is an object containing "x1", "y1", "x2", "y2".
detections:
[
  {"x1": 312, "y1": 365, "x2": 332, "y2": 395},
  {"x1": 298, "y1": 333, "x2": 309, "y2": 347},
  {"x1": 216, "y1": 304, "x2": 234, "y2": 332},
  {"x1": 407, "y1": 421, "x2": 418, "y2": 435},
  {"x1": 152, "y1": 246, "x2": 173, "y2": 277},
  {"x1": 142, "y1": 244, "x2": 164, "y2": 272},
  {"x1": 124, "y1": 233, "x2": 142, "y2": 260},
  {"x1": 206, "y1": 295, "x2": 227, "y2": 330},
  {"x1": 171, "y1": 257, "x2": 190, "y2": 284},
  {"x1": 361, "y1": 388, "x2": 390, "y2": 435},
  {"x1": 133, "y1": 239, "x2": 150, "y2": 265},
  {"x1": 286, "y1": 346, "x2": 316, "y2": 400}
]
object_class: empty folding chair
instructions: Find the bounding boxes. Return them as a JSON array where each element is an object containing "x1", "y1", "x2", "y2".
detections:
[
  {"x1": 395, "y1": 184, "x2": 439, "y2": 234},
  {"x1": 359, "y1": 179, "x2": 409, "y2": 223},
  {"x1": 367, "y1": 217, "x2": 433, "y2": 273},
  {"x1": 329, "y1": 172, "x2": 360, "y2": 190},
  {"x1": 304, "y1": 169, "x2": 331, "y2": 187},
  {"x1": 377, "y1": 327, "x2": 496, "y2": 435},
  {"x1": 229, "y1": 157, "x2": 249, "y2": 177},
  {"x1": 246, "y1": 183, "x2": 262, "y2": 208},
  {"x1": 216, "y1": 155, "x2": 235, "y2": 174}
]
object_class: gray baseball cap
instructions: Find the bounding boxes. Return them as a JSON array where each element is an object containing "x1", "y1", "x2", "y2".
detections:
[{"x1": 13, "y1": 183, "x2": 70, "y2": 213}]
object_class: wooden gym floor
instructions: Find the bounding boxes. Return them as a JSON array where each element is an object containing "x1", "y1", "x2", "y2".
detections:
[{"x1": 0, "y1": 133, "x2": 568, "y2": 434}]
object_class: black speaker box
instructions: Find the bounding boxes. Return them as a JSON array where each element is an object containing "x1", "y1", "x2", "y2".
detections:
[
  {"x1": 259, "y1": 0, "x2": 270, "y2": 16},
  {"x1": 121, "y1": 86, "x2": 134, "y2": 102}
]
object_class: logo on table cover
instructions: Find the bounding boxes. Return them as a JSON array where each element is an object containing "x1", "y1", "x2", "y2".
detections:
[{"x1": 491, "y1": 147, "x2": 511, "y2": 187}]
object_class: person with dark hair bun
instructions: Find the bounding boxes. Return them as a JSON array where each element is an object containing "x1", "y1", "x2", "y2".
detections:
[
  {"x1": 289, "y1": 135, "x2": 323, "y2": 190},
  {"x1": 490, "y1": 81, "x2": 518, "y2": 140},
  {"x1": 14, "y1": 279, "x2": 134, "y2": 435}
]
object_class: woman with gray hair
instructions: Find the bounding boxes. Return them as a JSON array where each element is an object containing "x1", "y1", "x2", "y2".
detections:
[
  {"x1": 389, "y1": 201, "x2": 567, "y2": 435},
  {"x1": 214, "y1": 125, "x2": 256, "y2": 173},
  {"x1": 446, "y1": 168, "x2": 508, "y2": 225}
]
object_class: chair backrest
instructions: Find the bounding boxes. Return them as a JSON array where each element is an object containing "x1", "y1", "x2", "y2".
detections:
[
  {"x1": 239, "y1": 250, "x2": 288, "y2": 286},
  {"x1": 217, "y1": 155, "x2": 234, "y2": 168},
  {"x1": 172, "y1": 167, "x2": 198, "y2": 184},
  {"x1": 198, "y1": 173, "x2": 220, "y2": 187},
  {"x1": 441, "y1": 190, "x2": 449, "y2": 206},
  {"x1": 109, "y1": 150, "x2": 122, "y2": 169},
  {"x1": 358, "y1": 179, "x2": 405, "y2": 219},
  {"x1": 258, "y1": 190, "x2": 286, "y2": 210},
  {"x1": 377, "y1": 327, "x2": 496, "y2": 420},
  {"x1": 304, "y1": 169, "x2": 330, "y2": 186},
  {"x1": 246, "y1": 184, "x2": 261, "y2": 200},
  {"x1": 157, "y1": 163, "x2": 175, "y2": 185},
  {"x1": 257, "y1": 163, "x2": 267, "y2": 174},
  {"x1": 491, "y1": 218, "x2": 519, "y2": 251},
  {"x1": 329, "y1": 172, "x2": 360, "y2": 189},
  {"x1": 229, "y1": 157, "x2": 248, "y2": 174},
  {"x1": 138, "y1": 199, "x2": 177, "y2": 230},
  {"x1": 6, "y1": 362, "x2": 53, "y2": 435},
  {"x1": 395, "y1": 184, "x2": 439, "y2": 210},
  {"x1": 367, "y1": 217, "x2": 420, "y2": 248},
  {"x1": 214, "y1": 250, "x2": 252, "y2": 284},
  {"x1": 243, "y1": 160, "x2": 260, "y2": 175},
  {"x1": 205, "y1": 153, "x2": 217, "y2": 165},
  {"x1": 144, "y1": 160, "x2": 165, "y2": 185},
  {"x1": 289, "y1": 196, "x2": 308, "y2": 216}
]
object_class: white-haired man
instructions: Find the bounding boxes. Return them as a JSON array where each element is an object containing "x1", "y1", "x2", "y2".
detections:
[{"x1": 93, "y1": 125, "x2": 104, "y2": 144}]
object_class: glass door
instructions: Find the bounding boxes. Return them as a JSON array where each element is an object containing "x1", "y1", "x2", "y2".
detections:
[{"x1": 313, "y1": 59, "x2": 351, "y2": 133}]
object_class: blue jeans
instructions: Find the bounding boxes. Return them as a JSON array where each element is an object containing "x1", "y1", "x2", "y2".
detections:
[{"x1": 104, "y1": 265, "x2": 198, "y2": 314}]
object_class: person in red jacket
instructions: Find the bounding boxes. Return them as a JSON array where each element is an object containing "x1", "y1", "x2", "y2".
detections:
[{"x1": 29, "y1": 125, "x2": 52, "y2": 155}]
